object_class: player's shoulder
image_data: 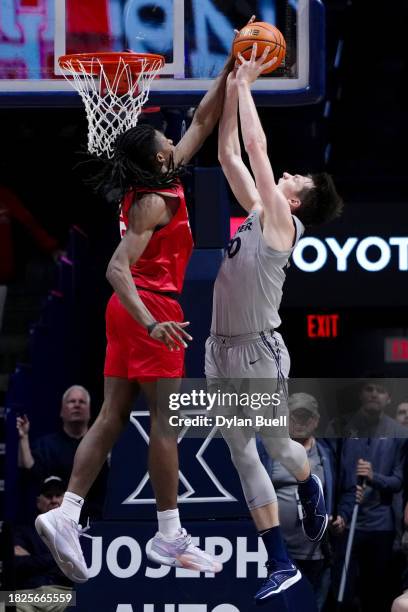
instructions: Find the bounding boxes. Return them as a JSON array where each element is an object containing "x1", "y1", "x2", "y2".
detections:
[
  {"x1": 127, "y1": 192, "x2": 167, "y2": 230},
  {"x1": 131, "y1": 191, "x2": 167, "y2": 213}
]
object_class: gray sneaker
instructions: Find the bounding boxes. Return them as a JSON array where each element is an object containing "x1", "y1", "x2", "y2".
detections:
[
  {"x1": 35, "y1": 507, "x2": 90, "y2": 583},
  {"x1": 147, "y1": 528, "x2": 222, "y2": 572}
]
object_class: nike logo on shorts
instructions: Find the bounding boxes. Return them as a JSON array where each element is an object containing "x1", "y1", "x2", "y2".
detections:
[{"x1": 249, "y1": 358, "x2": 261, "y2": 365}]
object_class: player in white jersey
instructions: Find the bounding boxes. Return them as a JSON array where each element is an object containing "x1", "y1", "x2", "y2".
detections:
[{"x1": 206, "y1": 46, "x2": 343, "y2": 603}]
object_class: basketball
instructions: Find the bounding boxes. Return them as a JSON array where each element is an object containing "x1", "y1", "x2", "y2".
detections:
[{"x1": 233, "y1": 21, "x2": 286, "y2": 74}]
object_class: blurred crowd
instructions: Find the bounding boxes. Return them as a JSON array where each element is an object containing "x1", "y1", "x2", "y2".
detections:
[
  {"x1": 10, "y1": 379, "x2": 408, "y2": 611},
  {"x1": 12, "y1": 385, "x2": 108, "y2": 612},
  {"x1": 257, "y1": 380, "x2": 408, "y2": 611}
]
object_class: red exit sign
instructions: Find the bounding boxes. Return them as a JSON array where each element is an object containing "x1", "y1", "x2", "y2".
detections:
[
  {"x1": 385, "y1": 338, "x2": 408, "y2": 362},
  {"x1": 307, "y1": 314, "x2": 339, "y2": 338}
]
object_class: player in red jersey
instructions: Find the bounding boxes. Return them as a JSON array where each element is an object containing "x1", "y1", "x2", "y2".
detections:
[{"x1": 34, "y1": 19, "x2": 256, "y2": 578}]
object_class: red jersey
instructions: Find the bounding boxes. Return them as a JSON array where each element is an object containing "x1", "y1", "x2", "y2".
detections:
[{"x1": 119, "y1": 181, "x2": 193, "y2": 294}]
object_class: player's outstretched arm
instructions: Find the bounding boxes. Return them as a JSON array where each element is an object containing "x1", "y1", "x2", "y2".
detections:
[
  {"x1": 236, "y1": 45, "x2": 295, "y2": 245},
  {"x1": 106, "y1": 194, "x2": 192, "y2": 351},
  {"x1": 218, "y1": 69, "x2": 261, "y2": 213},
  {"x1": 173, "y1": 16, "x2": 256, "y2": 166},
  {"x1": 236, "y1": 44, "x2": 278, "y2": 196}
]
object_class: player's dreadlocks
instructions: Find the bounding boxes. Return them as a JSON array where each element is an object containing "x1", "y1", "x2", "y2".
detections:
[{"x1": 89, "y1": 124, "x2": 185, "y2": 205}]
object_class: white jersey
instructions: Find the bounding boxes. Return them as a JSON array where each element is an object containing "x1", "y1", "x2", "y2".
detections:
[{"x1": 211, "y1": 209, "x2": 304, "y2": 336}]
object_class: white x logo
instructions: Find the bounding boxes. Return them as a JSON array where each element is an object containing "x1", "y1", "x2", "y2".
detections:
[{"x1": 122, "y1": 411, "x2": 237, "y2": 505}]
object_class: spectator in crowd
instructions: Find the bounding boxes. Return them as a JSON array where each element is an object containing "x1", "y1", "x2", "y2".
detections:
[
  {"x1": 14, "y1": 476, "x2": 73, "y2": 612},
  {"x1": 333, "y1": 380, "x2": 407, "y2": 612},
  {"x1": 16, "y1": 385, "x2": 108, "y2": 520},
  {"x1": 257, "y1": 392, "x2": 346, "y2": 610},
  {"x1": 392, "y1": 401, "x2": 408, "y2": 594},
  {"x1": 396, "y1": 400, "x2": 408, "y2": 428},
  {"x1": 327, "y1": 380, "x2": 403, "y2": 438}
]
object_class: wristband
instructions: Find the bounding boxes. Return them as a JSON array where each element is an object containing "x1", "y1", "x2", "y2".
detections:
[{"x1": 147, "y1": 321, "x2": 159, "y2": 336}]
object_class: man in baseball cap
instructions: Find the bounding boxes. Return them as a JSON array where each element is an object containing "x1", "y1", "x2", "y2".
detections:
[
  {"x1": 40, "y1": 476, "x2": 65, "y2": 494},
  {"x1": 288, "y1": 393, "x2": 320, "y2": 442},
  {"x1": 38, "y1": 476, "x2": 66, "y2": 513}
]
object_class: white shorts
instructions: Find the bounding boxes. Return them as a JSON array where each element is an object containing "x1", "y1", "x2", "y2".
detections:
[
  {"x1": 205, "y1": 330, "x2": 290, "y2": 380},
  {"x1": 205, "y1": 330, "x2": 290, "y2": 430}
]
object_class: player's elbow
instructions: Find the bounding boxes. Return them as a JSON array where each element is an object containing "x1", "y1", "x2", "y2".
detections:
[
  {"x1": 106, "y1": 259, "x2": 125, "y2": 286},
  {"x1": 218, "y1": 147, "x2": 236, "y2": 166},
  {"x1": 244, "y1": 137, "x2": 267, "y2": 156}
]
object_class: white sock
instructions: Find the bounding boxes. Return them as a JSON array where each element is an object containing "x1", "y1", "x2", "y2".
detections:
[
  {"x1": 157, "y1": 508, "x2": 181, "y2": 538},
  {"x1": 60, "y1": 492, "x2": 84, "y2": 523}
]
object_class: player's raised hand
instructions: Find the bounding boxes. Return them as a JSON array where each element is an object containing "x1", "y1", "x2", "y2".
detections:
[
  {"x1": 227, "y1": 15, "x2": 257, "y2": 68},
  {"x1": 149, "y1": 321, "x2": 192, "y2": 351},
  {"x1": 233, "y1": 15, "x2": 256, "y2": 42},
  {"x1": 236, "y1": 43, "x2": 277, "y2": 84}
]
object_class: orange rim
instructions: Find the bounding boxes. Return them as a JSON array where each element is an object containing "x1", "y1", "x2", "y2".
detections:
[{"x1": 58, "y1": 51, "x2": 165, "y2": 75}]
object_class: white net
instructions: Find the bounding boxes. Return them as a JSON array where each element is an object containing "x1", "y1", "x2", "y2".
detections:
[{"x1": 59, "y1": 55, "x2": 164, "y2": 158}]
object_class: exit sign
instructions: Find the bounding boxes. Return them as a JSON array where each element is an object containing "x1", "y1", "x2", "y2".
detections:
[
  {"x1": 307, "y1": 314, "x2": 339, "y2": 338},
  {"x1": 385, "y1": 337, "x2": 408, "y2": 362}
]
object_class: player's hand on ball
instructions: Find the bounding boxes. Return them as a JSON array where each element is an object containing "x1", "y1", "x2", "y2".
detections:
[
  {"x1": 236, "y1": 43, "x2": 277, "y2": 84},
  {"x1": 232, "y1": 15, "x2": 256, "y2": 43},
  {"x1": 150, "y1": 321, "x2": 192, "y2": 351},
  {"x1": 227, "y1": 15, "x2": 256, "y2": 68}
]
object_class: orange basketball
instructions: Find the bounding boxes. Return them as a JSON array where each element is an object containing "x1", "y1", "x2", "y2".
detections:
[{"x1": 233, "y1": 21, "x2": 286, "y2": 74}]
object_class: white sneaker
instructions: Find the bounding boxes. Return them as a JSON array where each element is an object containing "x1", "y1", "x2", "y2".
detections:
[
  {"x1": 147, "y1": 528, "x2": 222, "y2": 572},
  {"x1": 35, "y1": 507, "x2": 90, "y2": 583}
]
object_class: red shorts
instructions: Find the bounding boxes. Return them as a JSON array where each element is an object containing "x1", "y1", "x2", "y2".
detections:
[{"x1": 104, "y1": 290, "x2": 185, "y2": 381}]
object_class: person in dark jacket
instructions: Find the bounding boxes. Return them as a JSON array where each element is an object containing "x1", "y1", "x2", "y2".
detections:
[
  {"x1": 333, "y1": 380, "x2": 408, "y2": 612},
  {"x1": 16, "y1": 385, "x2": 108, "y2": 520}
]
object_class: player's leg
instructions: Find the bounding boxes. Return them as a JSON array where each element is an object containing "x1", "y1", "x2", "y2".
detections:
[
  {"x1": 141, "y1": 378, "x2": 222, "y2": 573},
  {"x1": 260, "y1": 411, "x2": 328, "y2": 543},
  {"x1": 257, "y1": 332, "x2": 328, "y2": 542},
  {"x1": 220, "y1": 416, "x2": 302, "y2": 601},
  {"x1": 35, "y1": 376, "x2": 138, "y2": 583},
  {"x1": 141, "y1": 378, "x2": 180, "y2": 511},
  {"x1": 206, "y1": 336, "x2": 301, "y2": 600},
  {"x1": 68, "y1": 376, "x2": 139, "y2": 498}
]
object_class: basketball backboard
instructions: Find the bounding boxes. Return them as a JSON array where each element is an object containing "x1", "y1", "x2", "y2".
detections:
[{"x1": 0, "y1": 0, "x2": 325, "y2": 106}]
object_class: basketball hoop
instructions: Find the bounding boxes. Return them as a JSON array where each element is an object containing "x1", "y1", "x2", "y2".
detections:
[{"x1": 58, "y1": 52, "x2": 165, "y2": 158}]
